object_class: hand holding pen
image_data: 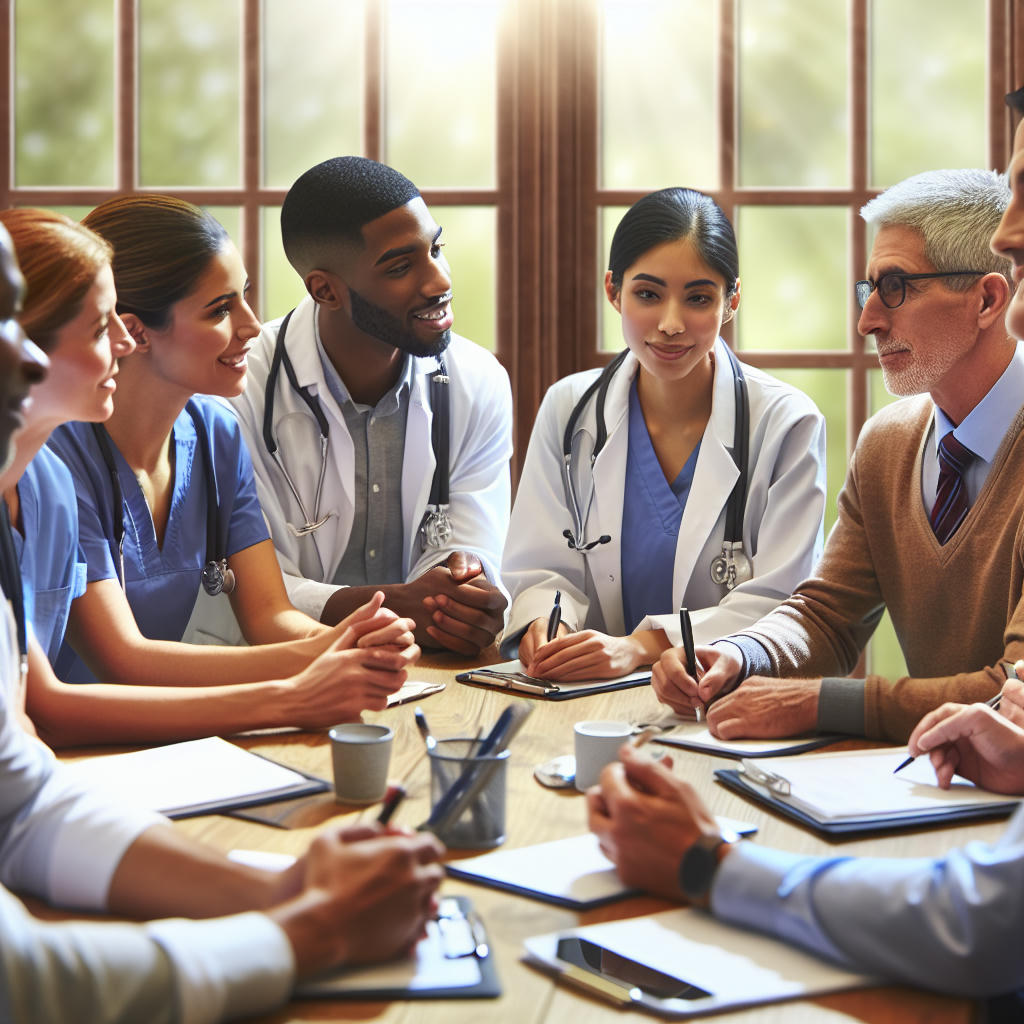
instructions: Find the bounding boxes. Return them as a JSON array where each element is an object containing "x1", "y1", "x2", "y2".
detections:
[
  {"x1": 899, "y1": 687, "x2": 1024, "y2": 794},
  {"x1": 546, "y1": 590, "x2": 562, "y2": 642},
  {"x1": 678, "y1": 606, "x2": 706, "y2": 722}
]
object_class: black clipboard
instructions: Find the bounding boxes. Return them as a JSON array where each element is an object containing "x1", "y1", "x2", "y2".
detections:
[
  {"x1": 715, "y1": 768, "x2": 1019, "y2": 839},
  {"x1": 296, "y1": 896, "x2": 501, "y2": 1001},
  {"x1": 456, "y1": 665, "x2": 651, "y2": 701}
]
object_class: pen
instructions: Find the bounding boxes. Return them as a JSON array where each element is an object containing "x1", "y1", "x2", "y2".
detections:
[
  {"x1": 630, "y1": 726, "x2": 659, "y2": 748},
  {"x1": 414, "y1": 706, "x2": 437, "y2": 752},
  {"x1": 679, "y1": 605, "x2": 705, "y2": 722},
  {"x1": 547, "y1": 590, "x2": 562, "y2": 642},
  {"x1": 376, "y1": 783, "x2": 407, "y2": 824},
  {"x1": 893, "y1": 692, "x2": 1003, "y2": 775}
]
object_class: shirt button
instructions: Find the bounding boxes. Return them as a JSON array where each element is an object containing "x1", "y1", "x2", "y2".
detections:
[
  {"x1": 372, "y1": 483, "x2": 380, "y2": 493},
  {"x1": 369, "y1": 549, "x2": 377, "y2": 559}
]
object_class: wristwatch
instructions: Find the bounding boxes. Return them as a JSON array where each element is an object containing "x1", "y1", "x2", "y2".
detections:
[{"x1": 678, "y1": 832, "x2": 736, "y2": 907}]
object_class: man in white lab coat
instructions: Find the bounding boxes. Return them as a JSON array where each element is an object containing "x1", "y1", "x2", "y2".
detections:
[{"x1": 224, "y1": 157, "x2": 512, "y2": 656}]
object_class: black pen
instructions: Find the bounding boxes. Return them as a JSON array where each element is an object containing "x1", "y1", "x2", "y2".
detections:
[
  {"x1": 547, "y1": 590, "x2": 562, "y2": 642},
  {"x1": 893, "y1": 692, "x2": 1003, "y2": 775},
  {"x1": 679, "y1": 605, "x2": 705, "y2": 722},
  {"x1": 376, "y1": 783, "x2": 407, "y2": 824}
]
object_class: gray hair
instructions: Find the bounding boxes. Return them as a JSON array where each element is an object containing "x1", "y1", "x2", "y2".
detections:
[{"x1": 861, "y1": 168, "x2": 1011, "y2": 287}]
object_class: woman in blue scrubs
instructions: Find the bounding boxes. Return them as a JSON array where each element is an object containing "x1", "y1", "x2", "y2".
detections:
[
  {"x1": 1, "y1": 207, "x2": 418, "y2": 745},
  {"x1": 502, "y1": 188, "x2": 828, "y2": 681}
]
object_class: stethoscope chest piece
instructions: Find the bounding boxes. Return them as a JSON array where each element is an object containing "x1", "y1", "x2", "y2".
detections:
[
  {"x1": 419, "y1": 505, "x2": 453, "y2": 550},
  {"x1": 202, "y1": 559, "x2": 236, "y2": 597},
  {"x1": 710, "y1": 541, "x2": 753, "y2": 591}
]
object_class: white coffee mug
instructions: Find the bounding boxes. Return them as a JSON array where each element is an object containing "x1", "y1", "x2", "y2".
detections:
[{"x1": 573, "y1": 719, "x2": 633, "y2": 791}]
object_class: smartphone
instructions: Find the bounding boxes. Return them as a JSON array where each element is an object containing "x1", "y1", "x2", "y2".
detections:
[{"x1": 555, "y1": 936, "x2": 711, "y2": 1001}]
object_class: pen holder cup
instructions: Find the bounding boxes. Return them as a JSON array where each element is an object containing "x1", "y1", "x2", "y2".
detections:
[{"x1": 428, "y1": 738, "x2": 509, "y2": 850}]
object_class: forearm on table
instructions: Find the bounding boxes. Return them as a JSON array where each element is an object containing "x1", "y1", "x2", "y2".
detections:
[
  {"x1": 28, "y1": 676, "x2": 293, "y2": 748},
  {"x1": 71, "y1": 632, "x2": 318, "y2": 688},
  {"x1": 107, "y1": 823, "x2": 292, "y2": 920}
]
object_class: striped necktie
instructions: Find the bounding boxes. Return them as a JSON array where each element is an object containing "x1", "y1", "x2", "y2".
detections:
[{"x1": 930, "y1": 432, "x2": 973, "y2": 544}]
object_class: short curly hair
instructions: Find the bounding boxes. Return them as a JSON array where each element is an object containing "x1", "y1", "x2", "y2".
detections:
[{"x1": 281, "y1": 156, "x2": 420, "y2": 276}]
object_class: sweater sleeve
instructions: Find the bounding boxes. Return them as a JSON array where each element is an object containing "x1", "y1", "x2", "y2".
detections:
[{"x1": 730, "y1": 441, "x2": 887, "y2": 681}]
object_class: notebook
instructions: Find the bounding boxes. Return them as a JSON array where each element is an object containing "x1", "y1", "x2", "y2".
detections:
[{"x1": 64, "y1": 736, "x2": 329, "y2": 818}]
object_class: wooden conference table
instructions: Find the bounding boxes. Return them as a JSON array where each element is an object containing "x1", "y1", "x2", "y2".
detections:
[{"x1": 107, "y1": 656, "x2": 998, "y2": 1023}]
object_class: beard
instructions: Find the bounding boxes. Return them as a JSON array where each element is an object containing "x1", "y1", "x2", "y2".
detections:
[{"x1": 348, "y1": 287, "x2": 452, "y2": 359}]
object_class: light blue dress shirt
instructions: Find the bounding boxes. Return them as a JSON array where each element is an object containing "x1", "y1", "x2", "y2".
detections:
[
  {"x1": 712, "y1": 805, "x2": 1024, "y2": 997},
  {"x1": 620, "y1": 378, "x2": 700, "y2": 634},
  {"x1": 46, "y1": 399, "x2": 269, "y2": 683},
  {"x1": 923, "y1": 342, "x2": 1024, "y2": 514}
]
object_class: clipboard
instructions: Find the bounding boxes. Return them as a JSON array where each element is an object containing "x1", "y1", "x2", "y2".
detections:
[
  {"x1": 296, "y1": 895, "x2": 501, "y2": 1000},
  {"x1": 64, "y1": 737, "x2": 329, "y2": 819},
  {"x1": 715, "y1": 746, "x2": 1021, "y2": 838},
  {"x1": 457, "y1": 658, "x2": 650, "y2": 700}
]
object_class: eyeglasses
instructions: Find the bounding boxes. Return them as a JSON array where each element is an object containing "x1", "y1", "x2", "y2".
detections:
[{"x1": 854, "y1": 270, "x2": 986, "y2": 311}]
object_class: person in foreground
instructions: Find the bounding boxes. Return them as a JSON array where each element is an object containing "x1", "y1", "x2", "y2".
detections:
[
  {"x1": 0, "y1": 223, "x2": 445, "y2": 1024},
  {"x1": 654, "y1": 165, "x2": 1021, "y2": 742},
  {"x1": 222, "y1": 156, "x2": 512, "y2": 656},
  {"x1": 502, "y1": 188, "x2": 826, "y2": 681},
  {"x1": 587, "y1": 678, "x2": 1024, "y2": 998},
  {"x1": 1, "y1": 207, "x2": 415, "y2": 746}
]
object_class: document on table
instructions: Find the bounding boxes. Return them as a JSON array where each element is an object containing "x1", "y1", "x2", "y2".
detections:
[
  {"x1": 456, "y1": 658, "x2": 650, "y2": 700},
  {"x1": 524, "y1": 906, "x2": 875, "y2": 1017},
  {"x1": 64, "y1": 736, "x2": 328, "y2": 818},
  {"x1": 447, "y1": 825, "x2": 755, "y2": 910},
  {"x1": 717, "y1": 746, "x2": 1021, "y2": 835},
  {"x1": 644, "y1": 713, "x2": 842, "y2": 758}
]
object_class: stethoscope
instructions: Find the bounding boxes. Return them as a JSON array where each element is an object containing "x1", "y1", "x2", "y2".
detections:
[
  {"x1": 559, "y1": 343, "x2": 754, "y2": 591},
  {"x1": 93, "y1": 399, "x2": 235, "y2": 597},
  {"x1": 260, "y1": 309, "x2": 453, "y2": 549}
]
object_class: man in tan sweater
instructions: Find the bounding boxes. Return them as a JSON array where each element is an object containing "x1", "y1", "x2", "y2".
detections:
[{"x1": 652, "y1": 167, "x2": 1019, "y2": 743}]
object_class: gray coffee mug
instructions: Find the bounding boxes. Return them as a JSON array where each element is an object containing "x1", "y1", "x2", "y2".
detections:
[{"x1": 329, "y1": 723, "x2": 393, "y2": 804}]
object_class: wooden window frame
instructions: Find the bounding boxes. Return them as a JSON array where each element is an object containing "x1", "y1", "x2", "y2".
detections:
[{"x1": 0, "y1": 0, "x2": 1020, "y2": 469}]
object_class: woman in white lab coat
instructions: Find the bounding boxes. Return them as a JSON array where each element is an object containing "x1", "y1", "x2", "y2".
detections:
[{"x1": 502, "y1": 187, "x2": 827, "y2": 681}]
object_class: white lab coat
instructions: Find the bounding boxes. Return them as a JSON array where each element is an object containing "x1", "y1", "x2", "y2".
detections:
[
  {"x1": 501, "y1": 339, "x2": 827, "y2": 654},
  {"x1": 187, "y1": 295, "x2": 512, "y2": 644}
]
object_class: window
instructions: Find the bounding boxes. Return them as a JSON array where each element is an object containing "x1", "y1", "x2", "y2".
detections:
[{"x1": 4, "y1": 0, "x2": 1018, "y2": 676}]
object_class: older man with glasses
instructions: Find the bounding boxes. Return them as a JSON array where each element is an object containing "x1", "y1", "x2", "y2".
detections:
[{"x1": 652, "y1": 164, "x2": 1024, "y2": 744}]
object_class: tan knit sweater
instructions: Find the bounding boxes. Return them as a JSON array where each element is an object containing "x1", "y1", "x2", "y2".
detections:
[{"x1": 737, "y1": 395, "x2": 1024, "y2": 742}]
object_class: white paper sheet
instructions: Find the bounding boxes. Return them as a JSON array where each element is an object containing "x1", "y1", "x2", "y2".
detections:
[
  {"x1": 524, "y1": 907, "x2": 875, "y2": 1017},
  {"x1": 64, "y1": 737, "x2": 312, "y2": 816},
  {"x1": 448, "y1": 825, "x2": 755, "y2": 909},
  {"x1": 739, "y1": 746, "x2": 1020, "y2": 823}
]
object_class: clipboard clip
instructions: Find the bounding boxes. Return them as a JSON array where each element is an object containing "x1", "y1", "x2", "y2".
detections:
[
  {"x1": 462, "y1": 668, "x2": 560, "y2": 695},
  {"x1": 738, "y1": 759, "x2": 791, "y2": 797},
  {"x1": 436, "y1": 897, "x2": 490, "y2": 959}
]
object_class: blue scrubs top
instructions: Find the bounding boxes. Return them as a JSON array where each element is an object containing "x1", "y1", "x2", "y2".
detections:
[
  {"x1": 46, "y1": 399, "x2": 270, "y2": 683},
  {"x1": 620, "y1": 378, "x2": 700, "y2": 634},
  {"x1": 14, "y1": 446, "x2": 87, "y2": 665}
]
